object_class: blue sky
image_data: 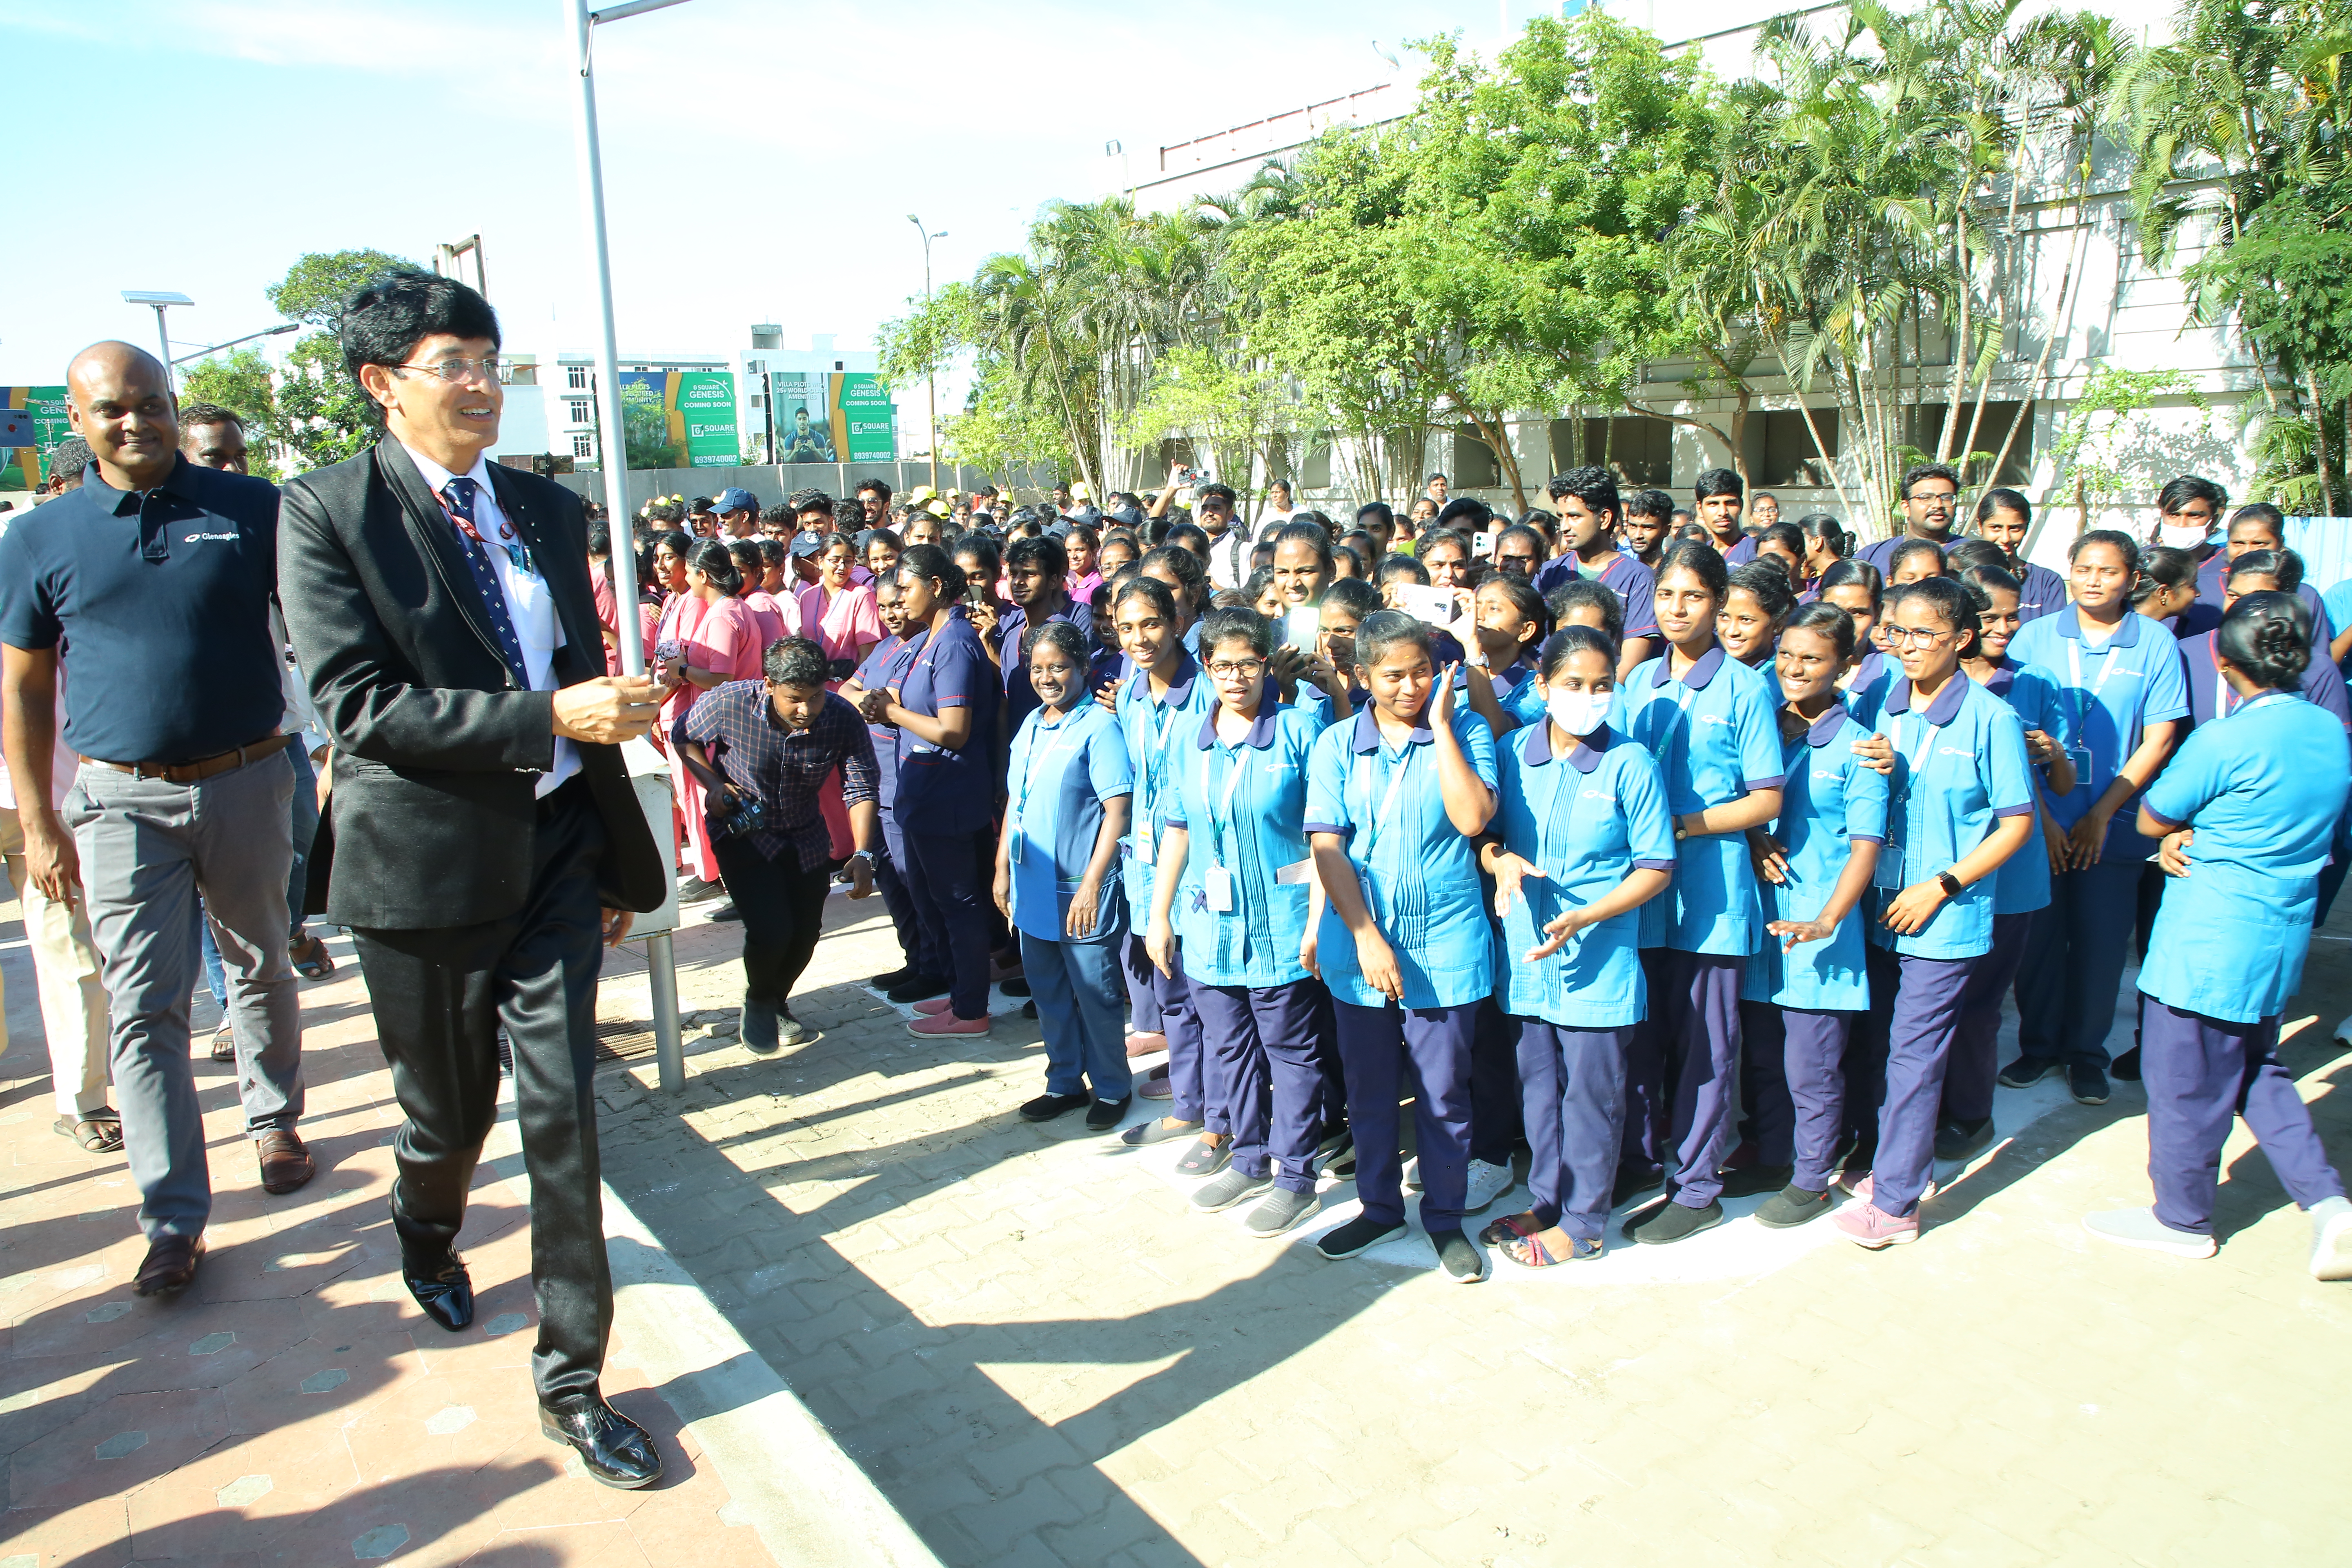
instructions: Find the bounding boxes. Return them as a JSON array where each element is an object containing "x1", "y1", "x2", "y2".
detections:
[{"x1": 0, "y1": 0, "x2": 1588, "y2": 389}]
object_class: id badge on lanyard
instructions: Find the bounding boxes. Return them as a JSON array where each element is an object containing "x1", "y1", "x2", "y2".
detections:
[
  {"x1": 1874, "y1": 711, "x2": 1940, "y2": 889},
  {"x1": 1200, "y1": 744, "x2": 1250, "y2": 913},
  {"x1": 1010, "y1": 719, "x2": 1080, "y2": 866},
  {"x1": 1132, "y1": 696, "x2": 1180, "y2": 863},
  {"x1": 1354, "y1": 744, "x2": 1418, "y2": 915},
  {"x1": 2066, "y1": 636, "x2": 2123, "y2": 783}
]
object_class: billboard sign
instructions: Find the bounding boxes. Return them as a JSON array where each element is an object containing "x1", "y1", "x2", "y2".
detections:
[
  {"x1": 0, "y1": 386, "x2": 72, "y2": 491},
  {"x1": 617, "y1": 370, "x2": 738, "y2": 469},
  {"x1": 770, "y1": 371, "x2": 898, "y2": 464}
]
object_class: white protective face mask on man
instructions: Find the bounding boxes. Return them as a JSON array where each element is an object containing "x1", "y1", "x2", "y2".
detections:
[
  {"x1": 2158, "y1": 522, "x2": 2211, "y2": 550},
  {"x1": 1548, "y1": 690, "x2": 1612, "y2": 737}
]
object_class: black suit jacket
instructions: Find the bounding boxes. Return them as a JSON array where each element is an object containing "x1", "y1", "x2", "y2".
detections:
[{"x1": 278, "y1": 439, "x2": 666, "y2": 929}]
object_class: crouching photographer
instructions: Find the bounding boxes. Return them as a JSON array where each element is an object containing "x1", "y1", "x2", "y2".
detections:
[{"x1": 679, "y1": 637, "x2": 881, "y2": 1050}]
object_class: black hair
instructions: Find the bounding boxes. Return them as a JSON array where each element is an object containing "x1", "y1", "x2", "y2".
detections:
[
  {"x1": 1005, "y1": 534, "x2": 1068, "y2": 579},
  {"x1": 1435, "y1": 497, "x2": 1492, "y2": 531},
  {"x1": 1066, "y1": 523, "x2": 1100, "y2": 550},
  {"x1": 1097, "y1": 532, "x2": 1139, "y2": 567},
  {"x1": 1546, "y1": 576, "x2": 1626, "y2": 642},
  {"x1": 788, "y1": 487, "x2": 835, "y2": 515},
  {"x1": 2217, "y1": 590, "x2": 2313, "y2": 690},
  {"x1": 1354, "y1": 608, "x2": 1434, "y2": 671},
  {"x1": 1693, "y1": 467, "x2": 1743, "y2": 503},
  {"x1": 1727, "y1": 560, "x2": 1797, "y2": 625},
  {"x1": 762, "y1": 635, "x2": 829, "y2": 688},
  {"x1": 2226, "y1": 546, "x2": 2305, "y2": 594},
  {"x1": 1355, "y1": 501, "x2": 1394, "y2": 531},
  {"x1": 1113, "y1": 574, "x2": 1179, "y2": 625},
  {"x1": 757, "y1": 538, "x2": 786, "y2": 568},
  {"x1": 1782, "y1": 601, "x2": 1858, "y2": 662},
  {"x1": 864, "y1": 526, "x2": 901, "y2": 555},
  {"x1": 1332, "y1": 543, "x2": 1364, "y2": 578},
  {"x1": 1272, "y1": 521, "x2": 1334, "y2": 572},
  {"x1": 645, "y1": 499, "x2": 685, "y2": 525},
  {"x1": 2131, "y1": 544, "x2": 2198, "y2": 608},
  {"x1": 1196, "y1": 482, "x2": 1237, "y2": 508},
  {"x1": 1538, "y1": 623, "x2": 1618, "y2": 680},
  {"x1": 834, "y1": 498, "x2": 866, "y2": 530},
  {"x1": 953, "y1": 534, "x2": 1001, "y2": 584},
  {"x1": 1478, "y1": 572, "x2": 1547, "y2": 639},
  {"x1": 1975, "y1": 487, "x2": 2031, "y2": 526},
  {"x1": 1624, "y1": 488, "x2": 1675, "y2": 524},
  {"x1": 1417, "y1": 527, "x2": 1471, "y2": 563},
  {"x1": 2069, "y1": 530, "x2": 2140, "y2": 573},
  {"x1": 1200, "y1": 605, "x2": 1274, "y2": 660},
  {"x1": 1753, "y1": 520, "x2": 1807, "y2": 560},
  {"x1": 341, "y1": 272, "x2": 501, "y2": 422},
  {"x1": 1957, "y1": 564, "x2": 2021, "y2": 619},
  {"x1": 587, "y1": 518, "x2": 612, "y2": 556},
  {"x1": 2157, "y1": 474, "x2": 2228, "y2": 516},
  {"x1": 1886, "y1": 577, "x2": 1980, "y2": 658},
  {"x1": 1546, "y1": 464, "x2": 1622, "y2": 519},
  {"x1": 685, "y1": 537, "x2": 741, "y2": 595},
  {"x1": 1795, "y1": 512, "x2": 1851, "y2": 560},
  {"x1": 1899, "y1": 462, "x2": 1961, "y2": 500},
  {"x1": 1654, "y1": 539, "x2": 1730, "y2": 601},
  {"x1": 1321, "y1": 575, "x2": 1382, "y2": 621},
  {"x1": 1239, "y1": 565, "x2": 1275, "y2": 607},
  {"x1": 895, "y1": 542, "x2": 967, "y2": 601},
  {"x1": 649, "y1": 526, "x2": 691, "y2": 560},
  {"x1": 727, "y1": 539, "x2": 764, "y2": 584},
  {"x1": 855, "y1": 478, "x2": 894, "y2": 503},
  {"x1": 1249, "y1": 541, "x2": 1276, "y2": 570},
  {"x1": 761, "y1": 503, "x2": 793, "y2": 528},
  {"x1": 1163, "y1": 521, "x2": 1211, "y2": 557},
  {"x1": 1378, "y1": 554, "x2": 1430, "y2": 586},
  {"x1": 1944, "y1": 538, "x2": 2009, "y2": 578},
  {"x1": 1141, "y1": 542, "x2": 1210, "y2": 609},
  {"x1": 1887, "y1": 537, "x2": 1948, "y2": 581},
  {"x1": 45, "y1": 436, "x2": 91, "y2": 488},
  {"x1": 1493, "y1": 523, "x2": 1548, "y2": 567},
  {"x1": 2226, "y1": 501, "x2": 2287, "y2": 541},
  {"x1": 177, "y1": 400, "x2": 242, "y2": 433},
  {"x1": 1816, "y1": 558, "x2": 1884, "y2": 612},
  {"x1": 1021, "y1": 618, "x2": 1091, "y2": 669}
]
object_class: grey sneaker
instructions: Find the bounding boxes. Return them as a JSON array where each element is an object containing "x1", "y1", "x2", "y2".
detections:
[
  {"x1": 1462, "y1": 1157, "x2": 1515, "y2": 1214},
  {"x1": 775, "y1": 1011, "x2": 810, "y2": 1048},
  {"x1": 1192, "y1": 1167, "x2": 1274, "y2": 1214},
  {"x1": 2310, "y1": 1196, "x2": 2352, "y2": 1281},
  {"x1": 1244, "y1": 1187, "x2": 1321, "y2": 1237},
  {"x1": 2083, "y1": 1206, "x2": 2214, "y2": 1259}
]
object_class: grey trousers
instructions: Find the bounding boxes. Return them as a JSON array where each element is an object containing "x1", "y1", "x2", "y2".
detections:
[{"x1": 66, "y1": 748, "x2": 303, "y2": 1241}]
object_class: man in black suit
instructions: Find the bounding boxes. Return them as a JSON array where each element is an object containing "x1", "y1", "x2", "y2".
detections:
[{"x1": 277, "y1": 273, "x2": 671, "y2": 1488}]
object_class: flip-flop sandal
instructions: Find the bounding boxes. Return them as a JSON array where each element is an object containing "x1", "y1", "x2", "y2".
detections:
[
  {"x1": 210, "y1": 1025, "x2": 237, "y2": 1063},
  {"x1": 290, "y1": 936, "x2": 335, "y2": 980},
  {"x1": 55, "y1": 1113, "x2": 124, "y2": 1154},
  {"x1": 1499, "y1": 1232, "x2": 1597, "y2": 1268},
  {"x1": 1477, "y1": 1212, "x2": 1542, "y2": 1246}
]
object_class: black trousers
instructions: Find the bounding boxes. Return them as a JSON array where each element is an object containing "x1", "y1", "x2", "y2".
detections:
[
  {"x1": 349, "y1": 780, "x2": 611, "y2": 1404},
  {"x1": 712, "y1": 835, "x2": 830, "y2": 1007}
]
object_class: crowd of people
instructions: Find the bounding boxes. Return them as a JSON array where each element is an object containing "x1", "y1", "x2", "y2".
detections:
[{"x1": 612, "y1": 454, "x2": 2352, "y2": 1286}]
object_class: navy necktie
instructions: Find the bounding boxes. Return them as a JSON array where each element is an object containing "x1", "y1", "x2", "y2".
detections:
[{"x1": 440, "y1": 477, "x2": 531, "y2": 688}]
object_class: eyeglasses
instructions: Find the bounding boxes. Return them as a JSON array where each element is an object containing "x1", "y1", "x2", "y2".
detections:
[
  {"x1": 392, "y1": 355, "x2": 502, "y2": 385},
  {"x1": 1908, "y1": 490, "x2": 1958, "y2": 506},
  {"x1": 1207, "y1": 659, "x2": 1266, "y2": 679},
  {"x1": 1881, "y1": 624, "x2": 1954, "y2": 647}
]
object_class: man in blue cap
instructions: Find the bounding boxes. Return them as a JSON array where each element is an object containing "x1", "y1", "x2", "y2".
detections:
[{"x1": 712, "y1": 486, "x2": 760, "y2": 539}]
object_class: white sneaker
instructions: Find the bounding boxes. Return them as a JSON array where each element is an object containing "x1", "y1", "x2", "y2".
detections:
[
  {"x1": 2311, "y1": 1196, "x2": 2352, "y2": 1281},
  {"x1": 2083, "y1": 1206, "x2": 2216, "y2": 1259},
  {"x1": 1401, "y1": 1156, "x2": 1421, "y2": 1191},
  {"x1": 1462, "y1": 1157, "x2": 1515, "y2": 1214},
  {"x1": 2336, "y1": 1015, "x2": 2352, "y2": 1047}
]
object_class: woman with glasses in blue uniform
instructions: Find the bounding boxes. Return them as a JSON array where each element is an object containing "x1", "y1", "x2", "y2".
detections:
[
  {"x1": 1612, "y1": 541, "x2": 1786, "y2": 1245},
  {"x1": 1477, "y1": 625, "x2": 1675, "y2": 1266},
  {"x1": 1303, "y1": 611, "x2": 1499, "y2": 1283},
  {"x1": 2087, "y1": 593, "x2": 2352, "y2": 1281},
  {"x1": 1145, "y1": 607, "x2": 1335, "y2": 1238},
  {"x1": 1838, "y1": 578, "x2": 2036, "y2": 1249}
]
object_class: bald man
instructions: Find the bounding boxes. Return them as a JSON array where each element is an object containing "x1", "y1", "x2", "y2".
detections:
[{"x1": 0, "y1": 342, "x2": 308, "y2": 1298}]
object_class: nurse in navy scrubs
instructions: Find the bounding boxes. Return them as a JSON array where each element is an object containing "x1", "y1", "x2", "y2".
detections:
[
  {"x1": 1303, "y1": 611, "x2": 1499, "y2": 1283},
  {"x1": 1841, "y1": 578, "x2": 2036, "y2": 1249},
  {"x1": 1479, "y1": 625, "x2": 1675, "y2": 1265},
  {"x1": 2088, "y1": 594, "x2": 2352, "y2": 1281}
]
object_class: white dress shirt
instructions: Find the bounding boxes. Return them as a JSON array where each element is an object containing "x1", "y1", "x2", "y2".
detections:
[{"x1": 402, "y1": 445, "x2": 579, "y2": 797}]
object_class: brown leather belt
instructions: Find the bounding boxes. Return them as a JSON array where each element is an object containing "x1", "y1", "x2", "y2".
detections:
[{"x1": 91, "y1": 733, "x2": 292, "y2": 784}]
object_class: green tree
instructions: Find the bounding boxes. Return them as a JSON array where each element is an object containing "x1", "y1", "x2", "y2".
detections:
[
  {"x1": 619, "y1": 379, "x2": 684, "y2": 471},
  {"x1": 263, "y1": 248, "x2": 423, "y2": 469}
]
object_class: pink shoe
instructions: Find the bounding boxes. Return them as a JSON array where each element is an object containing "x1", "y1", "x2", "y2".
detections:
[
  {"x1": 1838, "y1": 1170, "x2": 1936, "y2": 1205},
  {"x1": 1834, "y1": 1201, "x2": 1919, "y2": 1248},
  {"x1": 913, "y1": 996, "x2": 956, "y2": 1016},
  {"x1": 1125, "y1": 1031, "x2": 1167, "y2": 1059},
  {"x1": 907, "y1": 1011, "x2": 989, "y2": 1039},
  {"x1": 1139, "y1": 1066, "x2": 1173, "y2": 1099}
]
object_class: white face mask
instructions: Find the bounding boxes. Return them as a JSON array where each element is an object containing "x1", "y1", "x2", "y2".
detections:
[
  {"x1": 1547, "y1": 690, "x2": 1612, "y2": 737},
  {"x1": 2158, "y1": 522, "x2": 2211, "y2": 550}
]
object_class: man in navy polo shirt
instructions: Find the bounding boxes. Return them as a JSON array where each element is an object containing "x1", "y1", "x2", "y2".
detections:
[{"x1": 0, "y1": 342, "x2": 308, "y2": 1299}]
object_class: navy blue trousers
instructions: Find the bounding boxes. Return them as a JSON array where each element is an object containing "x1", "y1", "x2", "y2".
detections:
[
  {"x1": 1194, "y1": 978, "x2": 1331, "y2": 1192},
  {"x1": 902, "y1": 826, "x2": 995, "y2": 1021},
  {"x1": 1335, "y1": 998, "x2": 1476, "y2": 1234},
  {"x1": 1741, "y1": 1003, "x2": 1854, "y2": 1194},
  {"x1": 1866, "y1": 946, "x2": 1976, "y2": 1219},
  {"x1": 1944, "y1": 911, "x2": 2031, "y2": 1123},
  {"x1": 2144, "y1": 1000, "x2": 2344, "y2": 1234},
  {"x1": 1515, "y1": 1019, "x2": 1630, "y2": 1244},
  {"x1": 2015, "y1": 857, "x2": 2142, "y2": 1068},
  {"x1": 1622, "y1": 950, "x2": 1744, "y2": 1208}
]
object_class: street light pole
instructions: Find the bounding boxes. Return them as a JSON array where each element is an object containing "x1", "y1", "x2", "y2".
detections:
[
  {"x1": 169, "y1": 322, "x2": 298, "y2": 365},
  {"x1": 906, "y1": 215, "x2": 944, "y2": 492},
  {"x1": 122, "y1": 290, "x2": 195, "y2": 391},
  {"x1": 567, "y1": 0, "x2": 693, "y2": 1092}
]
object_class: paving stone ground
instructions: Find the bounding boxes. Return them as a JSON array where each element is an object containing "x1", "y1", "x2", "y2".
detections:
[{"x1": 6, "y1": 873, "x2": 2351, "y2": 1566}]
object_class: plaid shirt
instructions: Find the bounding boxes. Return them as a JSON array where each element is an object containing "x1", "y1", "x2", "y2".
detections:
[{"x1": 682, "y1": 682, "x2": 878, "y2": 870}]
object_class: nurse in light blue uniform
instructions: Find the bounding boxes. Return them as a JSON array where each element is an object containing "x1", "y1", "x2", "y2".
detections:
[
  {"x1": 1147, "y1": 607, "x2": 1336, "y2": 1237},
  {"x1": 1737, "y1": 604, "x2": 1887, "y2": 1228},
  {"x1": 2005, "y1": 532, "x2": 2188, "y2": 1102},
  {"x1": 1477, "y1": 626, "x2": 1675, "y2": 1266},
  {"x1": 1111, "y1": 577, "x2": 1219, "y2": 1155},
  {"x1": 1839, "y1": 578, "x2": 2036, "y2": 1250},
  {"x1": 1612, "y1": 542, "x2": 1786, "y2": 1245},
  {"x1": 1303, "y1": 611, "x2": 1499, "y2": 1283},
  {"x1": 996, "y1": 621, "x2": 1134, "y2": 1122},
  {"x1": 2087, "y1": 593, "x2": 2352, "y2": 1280},
  {"x1": 1463, "y1": 574, "x2": 1550, "y2": 736},
  {"x1": 1939, "y1": 564, "x2": 2074, "y2": 1161}
]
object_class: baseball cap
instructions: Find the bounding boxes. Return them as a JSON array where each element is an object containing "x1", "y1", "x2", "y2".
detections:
[
  {"x1": 789, "y1": 532, "x2": 828, "y2": 559},
  {"x1": 711, "y1": 486, "x2": 758, "y2": 514}
]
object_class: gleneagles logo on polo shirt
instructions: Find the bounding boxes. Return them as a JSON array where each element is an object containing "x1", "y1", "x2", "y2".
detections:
[{"x1": 182, "y1": 530, "x2": 239, "y2": 543}]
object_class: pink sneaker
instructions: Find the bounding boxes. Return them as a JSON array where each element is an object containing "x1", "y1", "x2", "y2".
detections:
[
  {"x1": 907, "y1": 1011, "x2": 989, "y2": 1039},
  {"x1": 1125, "y1": 1031, "x2": 1167, "y2": 1059},
  {"x1": 1834, "y1": 1201, "x2": 1919, "y2": 1248},
  {"x1": 913, "y1": 996, "x2": 956, "y2": 1016},
  {"x1": 1837, "y1": 1170, "x2": 1937, "y2": 1205}
]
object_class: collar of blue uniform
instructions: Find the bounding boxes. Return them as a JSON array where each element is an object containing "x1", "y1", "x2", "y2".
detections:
[
  {"x1": 2055, "y1": 604, "x2": 2143, "y2": 649},
  {"x1": 1882, "y1": 672, "x2": 1971, "y2": 724},
  {"x1": 1980, "y1": 655, "x2": 2022, "y2": 700},
  {"x1": 1802, "y1": 705, "x2": 1851, "y2": 748},
  {"x1": 1520, "y1": 719, "x2": 1613, "y2": 772},
  {"x1": 1350, "y1": 704, "x2": 1434, "y2": 754},
  {"x1": 1194, "y1": 703, "x2": 1281, "y2": 751},
  {"x1": 1649, "y1": 644, "x2": 1726, "y2": 691},
  {"x1": 1125, "y1": 648, "x2": 1200, "y2": 710}
]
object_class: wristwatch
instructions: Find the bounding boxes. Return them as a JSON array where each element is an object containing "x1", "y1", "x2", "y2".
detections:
[
  {"x1": 1936, "y1": 871, "x2": 1963, "y2": 898},
  {"x1": 847, "y1": 850, "x2": 874, "y2": 868}
]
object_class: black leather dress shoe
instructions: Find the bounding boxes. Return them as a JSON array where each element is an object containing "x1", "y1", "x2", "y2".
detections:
[
  {"x1": 540, "y1": 1394, "x2": 664, "y2": 1488},
  {"x1": 403, "y1": 1252, "x2": 474, "y2": 1333}
]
